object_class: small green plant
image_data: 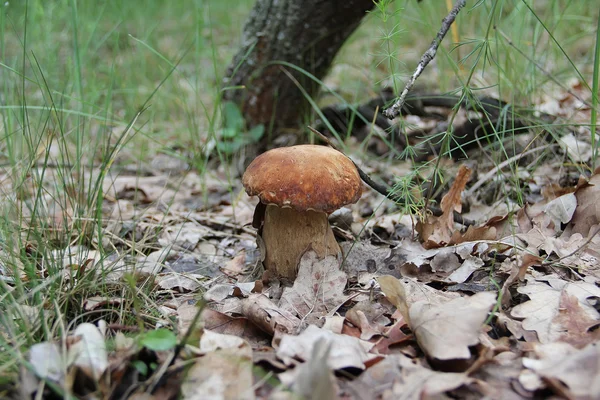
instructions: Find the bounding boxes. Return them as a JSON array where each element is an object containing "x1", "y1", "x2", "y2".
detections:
[
  {"x1": 217, "y1": 101, "x2": 265, "y2": 154},
  {"x1": 138, "y1": 328, "x2": 178, "y2": 352}
]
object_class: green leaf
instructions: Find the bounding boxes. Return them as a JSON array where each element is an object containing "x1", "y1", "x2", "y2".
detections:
[
  {"x1": 248, "y1": 124, "x2": 265, "y2": 142},
  {"x1": 221, "y1": 127, "x2": 238, "y2": 139},
  {"x1": 132, "y1": 360, "x2": 148, "y2": 376},
  {"x1": 216, "y1": 140, "x2": 243, "y2": 154},
  {"x1": 139, "y1": 328, "x2": 177, "y2": 351},
  {"x1": 223, "y1": 101, "x2": 244, "y2": 132}
]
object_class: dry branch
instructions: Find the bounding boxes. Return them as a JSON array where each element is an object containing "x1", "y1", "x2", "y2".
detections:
[{"x1": 383, "y1": 0, "x2": 467, "y2": 120}]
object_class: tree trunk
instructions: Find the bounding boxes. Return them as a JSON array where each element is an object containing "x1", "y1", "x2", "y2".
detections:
[{"x1": 223, "y1": 0, "x2": 375, "y2": 151}]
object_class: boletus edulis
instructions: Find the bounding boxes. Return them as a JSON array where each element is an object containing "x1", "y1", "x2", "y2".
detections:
[{"x1": 242, "y1": 145, "x2": 362, "y2": 282}]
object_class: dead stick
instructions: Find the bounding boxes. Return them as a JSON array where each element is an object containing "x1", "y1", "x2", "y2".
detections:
[
  {"x1": 308, "y1": 126, "x2": 474, "y2": 226},
  {"x1": 383, "y1": 0, "x2": 467, "y2": 120}
]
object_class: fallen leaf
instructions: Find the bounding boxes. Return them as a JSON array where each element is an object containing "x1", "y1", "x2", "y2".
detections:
[
  {"x1": 203, "y1": 282, "x2": 259, "y2": 302},
  {"x1": 417, "y1": 165, "x2": 472, "y2": 248},
  {"x1": 535, "y1": 192, "x2": 577, "y2": 232},
  {"x1": 155, "y1": 273, "x2": 202, "y2": 292},
  {"x1": 564, "y1": 172, "x2": 600, "y2": 237},
  {"x1": 82, "y1": 296, "x2": 123, "y2": 311},
  {"x1": 279, "y1": 251, "x2": 348, "y2": 324},
  {"x1": 372, "y1": 317, "x2": 411, "y2": 355},
  {"x1": 345, "y1": 300, "x2": 390, "y2": 340},
  {"x1": 181, "y1": 331, "x2": 254, "y2": 400},
  {"x1": 378, "y1": 276, "x2": 411, "y2": 325},
  {"x1": 239, "y1": 293, "x2": 301, "y2": 337},
  {"x1": 28, "y1": 342, "x2": 64, "y2": 383},
  {"x1": 378, "y1": 275, "x2": 458, "y2": 328},
  {"x1": 523, "y1": 342, "x2": 600, "y2": 399},
  {"x1": 198, "y1": 308, "x2": 269, "y2": 348},
  {"x1": 446, "y1": 255, "x2": 484, "y2": 283},
  {"x1": 511, "y1": 277, "x2": 600, "y2": 344},
  {"x1": 278, "y1": 338, "x2": 338, "y2": 399},
  {"x1": 410, "y1": 291, "x2": 496, "y2": 360},
  {"x1": 69, "y1": 323, "x2": 109, "y2": 381},
  {"x1": 277, "y1": 325, "x2": 375, "y2": 370},
  {"x1": 347, "y1": 354, "x2": 473, "y2": 400},
  {"x1": 322, "y1": 315, "x2": 345, "y2": 334},
  {"x1": 204, "y1": 283, "x2": 236, "y2": 302},
  {"x1": 199, "y1": 329, "x2": 248, "y2": 352},
  {"x1": 559, "y1": 132, "x2": 593, "y2": 162},
  {"x1": 450, "y1": 224, "x2": 497, "y2": 245},
  {"x1": 158, "y1": 222, "x2": 210, "y2": 251},
  {"x1": 379, "y1": 275, "x2": 492, "y2": 361},
  {"x1": 340, "y1": 241, "x2": 392, "y2": 277}
]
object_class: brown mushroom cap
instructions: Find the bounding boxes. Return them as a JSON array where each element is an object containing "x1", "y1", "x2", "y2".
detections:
[{"x1": 242, "y1": 145, "x2": 362, "y2": 213}]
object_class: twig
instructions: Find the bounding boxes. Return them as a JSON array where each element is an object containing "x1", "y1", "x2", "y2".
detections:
[
  {"x1": 465, "y1": 144, "x2": 552, "y2": 196},
  {"x1": 543, "y1": 225, "x2": 600, "y2": 266},
  {"x1": 383, "y1": 0, "x2": 467, "y2": 120},
  {"x1": 308, "y1": 126, "x2": 474, "y2": 226}
]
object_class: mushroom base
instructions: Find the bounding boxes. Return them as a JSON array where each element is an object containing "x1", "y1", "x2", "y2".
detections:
[{"x1": 261, "y1": 204, "x2": 341, "y2": 282}]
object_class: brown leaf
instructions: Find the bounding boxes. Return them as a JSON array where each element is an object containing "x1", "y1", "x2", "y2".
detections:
[
  {"x1": 379, "y1": 275, "x2": 493, "y2": 360},
  {"x1": 523, "y1": 342, "x2": 600, "y2": 399},
  {"x1": 281, "y1": 338, "x2": 338, "y2": 399},
  {"x1": 440, "y1": 165, "x2": 472, "y2": 216},
  {"x1": 239, "y1": 293, "x2": 301, "y2": 338},
  {"x1": 69, "y1": 323, "x2": 109, "y2": 382},
  {"x1": 345, "y1": 300, "x2": 390, "y2": 340},
  {"x1": 82, "y1": 296, "x2": 123, "y2": 311},
  {"x1": 450, "y1": 224, "x2": 497, "y2": 245},
  {"x1": 378, "y1": 275, "x2": 411, "y2": 326},
  {"x1": 417, "y1": 165, "x2": 472, "y2": 248},
  {"x1": 554, "y1": 292, "x2": 600, "y2": 347},
  {"x1": 194, "y1": 308, "x2": 269, "y2": 348},
  {"x1": 410, "y1": 291, "x2": 496, "y2": 360},
  {"x1": 372, "y1": 317, "x2": 411, "y2": 355},
  {"x1": 181, "y1": 330, "x2": 254, "y2": 400},
  {"x1": 511, "y1": 277, "x2": 600, "y2": 344},
  {"x1": 276, "y1": 325, "x2": 375, "y2": 370},
  {"x1": 155, "y1": 273, "x2": 201, "y2": 292},
  {"x1": 565, "y1": 172, "x2": 600, "y2": 237},
  {"x1": 348, "y1": 354, "x2": 473, "y2": 400},
  {"x1": 279, "y1": 251, "x2": 348, "y2": 324},
  {"x1": 517, "y1": 253, "x2": 543, "y2": 280}
]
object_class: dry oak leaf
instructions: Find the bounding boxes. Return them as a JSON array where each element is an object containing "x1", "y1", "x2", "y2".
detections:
[
  {"x1": 277, "y1": 338, "x2": 338, "y2": 400},
  {"x1": 378, "y1": 275, "x2": 458, "y2": 326},
  {"x1": 348, "y1": 354, "x2": 473, "y2": 400},
  {"x1": 553, "y1": 291, "x2": 600, "y2": 347},
  {"x1": 69, "y1": 323, "x2": 109, "y2": 382},
  {"x1": 378, "y1": 275, "x2": 495, "y2": 360},
  {"x1": 523, "y1": 342, "x2": 600, "y2": 400},
  {"x1": 410, "y1": 291, "x2": 496, "y2": 360},
  {"x1": 277, "y1": 325, "x2": 375, "y2": 370},
  {"x1": 511, "y1": 277, "x2": 600, "y2": 344},
  {"x1": 417, "y1": 165, "x2": 471, "y2": 249},
  {"x1": 532, "y1": 192, "x2": 577, "y2": 234},
  {"x1": 279, "y1": 251, "x2": 348, "y2": 323},
  {"x1": 345, "y1": 300, "x2": 390, "y2": 340},
  {"x1": 565, "y1": 171, "x2": 600, "y2": 237},
  {"x1": 181, "y1": 330, "x2": 254, "y2": 400}
]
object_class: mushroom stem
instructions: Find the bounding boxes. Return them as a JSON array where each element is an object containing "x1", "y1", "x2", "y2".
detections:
[{"x1": 261, "y1": 204, "x2": 341, "y2": 281}]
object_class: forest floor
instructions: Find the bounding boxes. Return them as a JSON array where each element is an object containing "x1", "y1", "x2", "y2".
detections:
[{"x1": 1, "y1": 1, "x2": 599, "y2": 399}]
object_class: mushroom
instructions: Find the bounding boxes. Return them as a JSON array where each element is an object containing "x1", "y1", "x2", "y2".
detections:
[{"x1": 242, "y1": 145, "x2": 362, "y2": 282}]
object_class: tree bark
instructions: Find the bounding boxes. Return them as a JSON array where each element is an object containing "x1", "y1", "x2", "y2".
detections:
[{"x1": 223, "y1": 0, "x2": 375, "y2": 149}]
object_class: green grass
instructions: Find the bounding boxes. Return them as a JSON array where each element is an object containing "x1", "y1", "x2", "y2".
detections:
[{"x1": 0, "y1": 0, "x2": 598, "y2": 396}]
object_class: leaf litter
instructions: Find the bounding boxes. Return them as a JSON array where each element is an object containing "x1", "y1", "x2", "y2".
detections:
[{"x1": 3, "y1": 98, "x2": 600, "y2": 399}]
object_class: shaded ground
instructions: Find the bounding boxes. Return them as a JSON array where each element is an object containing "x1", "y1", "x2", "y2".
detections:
[
  {"x1": 1, "y1": 1, "x2": 599, "y2": 399},
  {"x1": 5, "y1": 80, "x2": 600, "y2": 399}
]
